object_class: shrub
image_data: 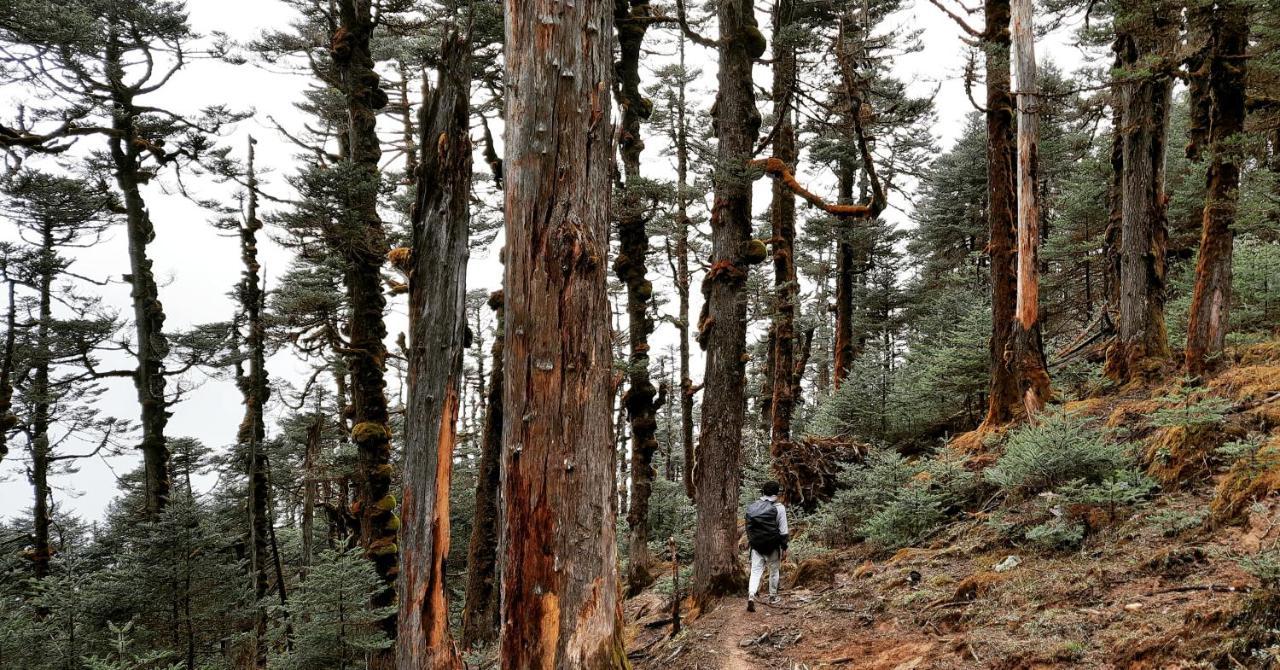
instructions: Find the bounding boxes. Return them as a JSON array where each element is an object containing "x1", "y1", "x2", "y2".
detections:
[
  {"x1": 1025, "y1": 518, "x2": 1085, "y2": 551},
  {"x1": 1150, "y1": 380, "x2": 1232, "y2": 429},
  {"x1": 812, "y1": 449, "x2": 980, "y2": 549},
  {"x1": 1057, "y1": 469, "x2": 1157, "y2": 520},
  {"x1": 985, "y1": 411, "x2": 1126, "y2": 494},
  {"x1": 861, "y1": 484, "x2": 947, "y2": 549},
  {"x1": 1146, "y1": 508, "x2": 1207, "y2": 537}
]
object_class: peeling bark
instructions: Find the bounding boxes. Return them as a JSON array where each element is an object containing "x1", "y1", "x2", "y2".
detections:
[
  {"x1": 396, "y1": 32, "x2": 470, "y2": 669},
  {"x1": 500, "y1": 0, "x2": 627, "y2": 660},
  {"x1": 1011, "y1": 0, "x2": 1050, "y2": 416}
]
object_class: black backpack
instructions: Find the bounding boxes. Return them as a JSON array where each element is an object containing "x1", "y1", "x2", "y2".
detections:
[{"x1": 745, "y1": 499, "x2": 782, "y2": 554}]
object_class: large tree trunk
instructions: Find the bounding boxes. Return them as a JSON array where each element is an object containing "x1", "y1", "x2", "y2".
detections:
[
  {"x1": 1185, "y1": 0, "x2": 1249, "y2": 375},
  {"x1": 1010, "y1": 0, "x2": 1051, "y2": 415},
  {"x1": 396, "y1": 32, "x2": 471, "y2": 670},
  {"x1": 110, "y1": 89, "x2": 171, "y2": 519},
  {"x1": 693, "y1": 0, "x2": 763, "y2": 608},
  {"x1": 979, "y1": 0, "x2": 1021, "y2": 428},
  {"x1": 330, "y1": 0, "x2": 397, "y2": 654},
  {"x1": 461, "y1": 292, "x2": 503, "y2": 650},
  {"x1": 769, "y1": 0, "x2": 799, "y2": 455},
  {"x1": 500, "y1": 0, "x2": 627, "y2": 660},
  {"x1": 236, "y1": 139, "x2": 271, "y2": 668},
  {"x1": 1106, "y1": 3, "x2": 1176, "y2": 383},
  {"x1": 614, "y1": 0, "x2": 661, "y2": 597}
]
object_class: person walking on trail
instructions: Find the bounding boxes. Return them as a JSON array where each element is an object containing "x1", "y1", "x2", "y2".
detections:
[{"x1": 745, "y1": 480, "x2": 789, "y2": 612}]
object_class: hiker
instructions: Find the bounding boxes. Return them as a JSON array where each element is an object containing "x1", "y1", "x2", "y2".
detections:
[{"x1": 745, "y1": 480, "x2": 789, "y2": 612}]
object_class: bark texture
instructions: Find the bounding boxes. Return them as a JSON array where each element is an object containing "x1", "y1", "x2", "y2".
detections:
[
  {"x1": 500, "y1": 0, "x2": 627, "y2": 660},
  {"x1": 29, "y1": 235, "x2": 53, "y2": 580},
  {"x1": 396, "y1": 33, "x2": 471, "y2": 670},
  {"x1": 693, "y1": 0, "x2": 764, "y2": 607},
  {"x1": 110, "y1": 83, "x2": 171, "y2": 519},
  {"x1": 1106, "y1": 3, "x2": 1176, "y2": 383},
  {"x1": 236, "y1": 139, "x2": 271, "y2": 668},
  {"x1": 461, "y1": 292, "x2": 503, "y2": 649},
  {"x1": 330, "y1": 0, "x2": 397, "y2": 650},
  {"x1": 1184, "y1": 0, "x2": 1249, "y2": 375},
  {"x1": 980, "y1": 0, "x2": 1021, "y2": 428},
  {"x1": 672, "y1": 35, "x2": 696, "y2": 501},
  {"x1": 613, "y1": 0, "x2": 661, "y2": 596},
  {"x1": 1010, "y1": 0, "x2": 1051, "y2": 415},
  {"x1": 769, "y1": 0, "x2": 800, "y2": 454}
]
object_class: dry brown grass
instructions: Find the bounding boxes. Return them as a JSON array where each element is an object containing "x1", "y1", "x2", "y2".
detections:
[{"x1": 1210, "y1": 437, "x2": 1280, "y2": 524}]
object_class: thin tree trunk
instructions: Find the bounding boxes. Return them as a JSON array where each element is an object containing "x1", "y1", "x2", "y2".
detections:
[
  {"x1": 236, "y1": 138, "x2": 271, "y2": 668},
  {"x1": 109, "y1": 82, "x2": 171, "y2": 518},
  {"x1": 673, "y1": 34, "x2": 697, "y2": 501},
  {"x1": 1185, "y1": 0, "x2": 1249, "y2": 375},
  {"x1": 30, "y1": 231, "x2": 54, "y2": 580},
  {"x1": 1106, "y1": 3, "x2": 1176, "y2": 383},
  {"x1": 693, "y1": 0, "x2": 764, "y2": 607},
  {"x1": 833, "y1": 163, "x2": 856, "y2": 389},
  {"x1": 396, "y1": 33, "x2": 470, "y2": 670},
  {"x1": 0, "y1": 281, "x2": 15, "y2": 465},
  {"x1": 301, "y1": 398, "x2": 321, "y2": 571},
  {"x1": 500, "y1": 0, "x2": 627, "y2": 659},
  {"x1": 768, "y1": 0, "x2": 798, "y2": 455},
  {"x1": 461, "y1": 292, "x2": 503, "y2": 650},
  {"x1": 331, "y1": 0, "x2": 397, "y2": 654},
  {"x1": 614, "y1": 0, "x2": 661, "y2": 596},
  {"x1": 1011, "y1": 0, "x2": 1050, "y2": 416}
]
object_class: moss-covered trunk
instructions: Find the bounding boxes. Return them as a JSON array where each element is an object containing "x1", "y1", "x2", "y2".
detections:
[
  {"x1": 29, "y1": 228, "x2": 54, "y2": 580},
  {"x1": 396, "y1": 32, "x2": 470, "y2": 669},
  {"x1": 500, "y1": 0, "x2": 627, "y2": 659},
  {"x1": 236, "y1": 139, "x2": 271, "y2": 668},
  {"x1": 1185, "y1": 0, "x2": 1249, "y2": 375},
  {"x1": 330, "y1": 0, "x2": 396, "y2": 656},
  {"x1": 769, "y1": 0, "x2": 799, "y2": 457},
  {"x1": 1106, "y1": 3, "x2": 1177, "y2": 383},
  {"x1": 614, "y1": 0, "x2": 661, "y2": 596},
  {"x1": 109, "y1": 79, "x2": 171, "y2": 518}
]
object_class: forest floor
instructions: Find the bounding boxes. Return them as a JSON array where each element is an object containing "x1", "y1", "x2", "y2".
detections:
[{"x1": 626, "y1": 339, "x2": 1280, "y2": 669}]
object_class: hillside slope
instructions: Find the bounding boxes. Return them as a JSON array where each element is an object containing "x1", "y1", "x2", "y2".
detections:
[{"x1": 626, "y1": 339, "x2": 1280, "y2": 669}]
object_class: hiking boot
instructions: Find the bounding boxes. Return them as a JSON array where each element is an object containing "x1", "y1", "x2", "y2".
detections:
[
  {"x1": 747, "y1": 599, "x2": 756, "y2": 612},
  {"x1": 769, "y1": 595, "x2": 780, "y2": 605}
]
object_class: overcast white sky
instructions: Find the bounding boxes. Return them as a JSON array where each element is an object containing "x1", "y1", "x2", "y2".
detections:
[{"x1": 0, "y1": 0, "x2": 1097, "y2": 522}]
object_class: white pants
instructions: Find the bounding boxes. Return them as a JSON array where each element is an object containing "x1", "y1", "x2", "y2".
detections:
[{"x1": 748, "y1": 548, "x2": 781, "y2": 600}]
